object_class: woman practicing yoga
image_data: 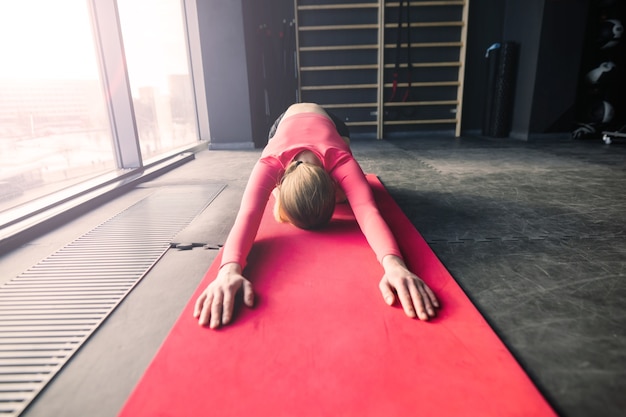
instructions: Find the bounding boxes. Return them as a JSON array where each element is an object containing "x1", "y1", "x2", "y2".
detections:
[{"x1": 194, "y1": 103, "x2": 439, "y2": 328}]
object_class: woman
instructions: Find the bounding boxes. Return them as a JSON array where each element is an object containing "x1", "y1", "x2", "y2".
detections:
[{"x1": 194, "y1": 103, "x2": 439, "y2": 328}]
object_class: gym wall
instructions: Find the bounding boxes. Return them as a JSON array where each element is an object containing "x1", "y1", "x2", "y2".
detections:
[{"x1": 200, "y1": 0, "x2": 592, "y2": 146}]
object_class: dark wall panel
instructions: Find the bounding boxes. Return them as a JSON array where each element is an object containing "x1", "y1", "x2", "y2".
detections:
[
  {"x1": 531, "y1": 0, "x2": 589, "y2": 134},
  {"x1": 242, "y1": 0, "x2": 296, "y2": 147},
  {"x1": 458, "y1": 0, "x2": 505, "y2": 133}
]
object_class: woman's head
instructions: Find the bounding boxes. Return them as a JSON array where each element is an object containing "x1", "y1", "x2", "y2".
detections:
[{"x1": 275, "y1": 160, "x2": 336, "y2": 230}]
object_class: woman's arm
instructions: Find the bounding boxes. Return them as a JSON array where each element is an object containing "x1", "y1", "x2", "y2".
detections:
[
  {"x1": 334, "y1": 159, "x2": 439, "y2": 320},
  {"x1": 194, "y1": 159, "x2": 281, "y2": 328},
  {"x1": 334, "y1": 159, "x2": 402, "y2": 262},
  {"x1": 219, "y1": 159, "x2": 280, "y2": 268}
]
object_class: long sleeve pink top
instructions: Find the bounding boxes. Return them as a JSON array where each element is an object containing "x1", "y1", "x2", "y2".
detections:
[{"x1": 219, "y1": 112, "x2": 402, "y2": 269}]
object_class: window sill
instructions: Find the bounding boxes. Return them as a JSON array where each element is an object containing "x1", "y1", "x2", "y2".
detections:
[{"x1": 0, "y1": 142, "x2": 207, "y2": 255}]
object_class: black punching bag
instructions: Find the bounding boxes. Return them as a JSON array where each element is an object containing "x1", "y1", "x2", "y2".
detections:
[{"x1": 483, "y1": 42, "x2": 519, "y2": 137}]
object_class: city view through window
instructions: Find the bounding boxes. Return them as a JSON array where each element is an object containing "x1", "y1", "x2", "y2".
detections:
[
  {"x1": 0, "y1": 0, "x2": 198, "y2": 214},
  {"x1": 117, "y1": 0, "x2": 198, "y2": 160}
]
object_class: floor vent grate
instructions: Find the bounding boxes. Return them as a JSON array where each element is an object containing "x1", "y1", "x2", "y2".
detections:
[{"x1": 0, "y1": 184, "x2": 224, "y2": 417}]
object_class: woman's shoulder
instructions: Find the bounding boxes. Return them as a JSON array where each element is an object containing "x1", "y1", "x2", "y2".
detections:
[
  {"x1": 260, "y1": 147, "x2": 303, "y2": 170},
  {"x1": 325, "y1": 147, "x2": 356, "y2": 172}
]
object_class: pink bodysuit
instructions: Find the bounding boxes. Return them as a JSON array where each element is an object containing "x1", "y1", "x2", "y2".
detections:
[{"x1": 220, "y1": 112, "x2": 402, "y2": 269}]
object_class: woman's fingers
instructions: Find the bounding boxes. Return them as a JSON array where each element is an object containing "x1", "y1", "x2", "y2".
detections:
[
  {"x1": 381, "y1": 277, "x2": 417, "y2": 318},
  {"x1": 221, "y1": 288, "x2": 235, "y2": 325},
  {"x1": 242, "y1": 280, "x2": 255, "y2": 307},
  {"x1": 396, "y1": 282, "x2": 417, "y2": 318},
  {"x1": 210, "y1": 290, "x2": 224, "y2": 329},
  {"x1": 194, "y1": 276, "x2": 255, "y2": 329},
  {"x1": 408, "y1": 281, "x2": 429, "y2": 320},
  {"x1": 380, "y1": 274, "x2": 439, "y2": 321},
  {"x1": 378, "y1": 279, "x2": 396, "y2": 306},
  {"x1": 193, "y1": 292, "x2": 206, "y2": 319},
  {"x1": 415, "y1": 281, "x2": 440, "y2": 320},
  {"x1": 198, "y1": 292, "x2": 214, "y2": 326},
  {"x1": 423, "y1": 283, "x2": 440, "y2": 309}
]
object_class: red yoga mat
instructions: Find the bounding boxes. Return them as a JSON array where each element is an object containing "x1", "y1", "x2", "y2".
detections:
[{"x1": 119, "y1": 175, "x2": 556, "y2": 417}]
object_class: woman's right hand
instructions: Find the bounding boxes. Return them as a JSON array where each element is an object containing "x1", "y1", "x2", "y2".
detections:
[{"x1": 193, "y1": 263, "x2": 255, "y2": 329}]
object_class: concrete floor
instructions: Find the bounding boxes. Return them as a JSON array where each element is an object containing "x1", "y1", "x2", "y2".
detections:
[{"x1": 3, "y1": 136, "x2": 625, "y2": 417}]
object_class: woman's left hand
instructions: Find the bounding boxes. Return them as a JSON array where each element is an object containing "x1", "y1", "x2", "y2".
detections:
[{"x1": 379, "y1": 255, "x2": 439, "y2": 320}]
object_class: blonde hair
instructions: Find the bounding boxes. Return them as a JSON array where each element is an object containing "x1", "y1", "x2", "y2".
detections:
[{"x1": 275, "y1": 160, "x2": 336, "y2": 230}]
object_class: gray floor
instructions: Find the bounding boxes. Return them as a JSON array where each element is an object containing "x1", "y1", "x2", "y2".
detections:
[{"x1": 2, "y1": 136, "x2": 625, "y2": 417}]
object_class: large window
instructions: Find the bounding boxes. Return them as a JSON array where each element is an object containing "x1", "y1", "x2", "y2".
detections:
[
  {"x1": 0, "y1": 0, "x2": 199, "y2": 216},
  {"x1": 0, "y1": 0, "x2": 115, "y2": 212},
  {"x1": 117, "y1": 0, "x2": 198, "y2": 160}
]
